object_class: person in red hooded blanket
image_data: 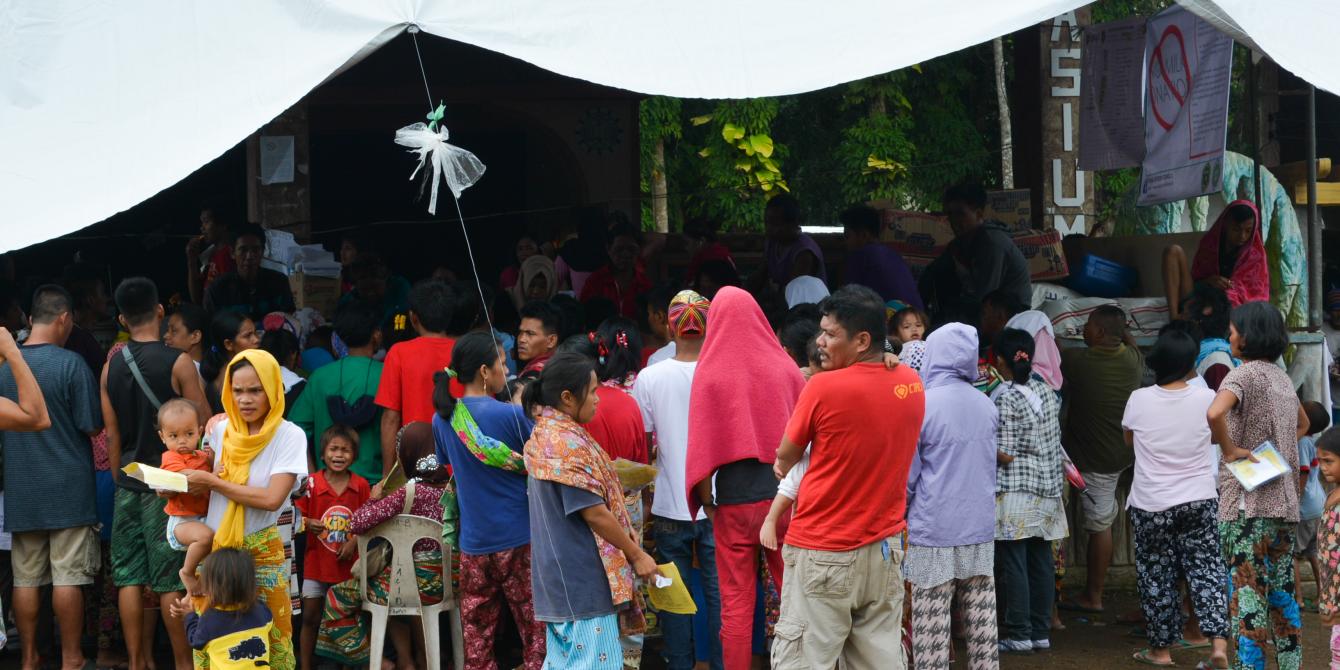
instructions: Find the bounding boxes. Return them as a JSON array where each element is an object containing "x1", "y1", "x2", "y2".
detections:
[
  {"x1": 1162, "y1": 200, "x2": 1269, "y2": 320},
  {"x1": 684, "y1": 287, "x2": 806, "y2": 670}
]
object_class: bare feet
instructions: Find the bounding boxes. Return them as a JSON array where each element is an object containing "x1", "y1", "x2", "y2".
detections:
[
  {"x1": 96, "y1": 649, "x2": 129, "y2": 669},
  {"x1": 179, "y1": 567, "x2": 200, "y2": 596},
  {"x1": 1066, "y1": 594, "x2": 1104, "y2": 612},
  {"x1": 1208, "y1": 638, "x2": 1230, "y2": 669}
]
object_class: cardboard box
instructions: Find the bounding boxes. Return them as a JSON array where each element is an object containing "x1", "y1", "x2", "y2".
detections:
[
  {"x1": 872, "y1": 207, "x2": 953, "y2": 259},
  {"x1": 985, "y1": 189, "x2": 1034, "y2": 232},
  {"x1": 1014, "y1": 229, "x2": 1070, "y2": 281},
  {"x1": 289, "y1": 272, "x2": 341, "y2": 317}
]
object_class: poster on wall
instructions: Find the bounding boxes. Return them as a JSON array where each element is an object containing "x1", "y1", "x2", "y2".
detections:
[
  {"x1": 1078, "y1": 16, "x2": 1146, "y2": 171},
  {"x1": 1137, "y1": 5, "x2": 1233, "y2": 206}
]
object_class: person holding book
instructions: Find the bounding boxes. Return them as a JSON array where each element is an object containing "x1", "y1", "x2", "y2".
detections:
[{"x1": 1208, "y1": 301, "x2": 1311, "y2": 670}]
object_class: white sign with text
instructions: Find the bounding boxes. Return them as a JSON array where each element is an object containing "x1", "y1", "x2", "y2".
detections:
[{"x1": 1137, "y1": 5, "x2": 1233, "y2": 206}]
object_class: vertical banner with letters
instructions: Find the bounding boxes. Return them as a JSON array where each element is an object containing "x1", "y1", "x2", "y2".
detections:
[{"x1": 1041, "y1": 10, "x2": 1094, "y2": 236}]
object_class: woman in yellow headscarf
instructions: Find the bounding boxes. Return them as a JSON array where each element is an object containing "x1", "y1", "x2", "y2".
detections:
[{"x1": 176, "y1": 349, "x2": 309, "y2": 669}]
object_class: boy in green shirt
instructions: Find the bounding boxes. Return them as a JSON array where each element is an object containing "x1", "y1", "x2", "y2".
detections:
[
  {"x1": 1060, "y1": 304, "x2": 1143, "y2": 614},
  {"x1": 290, "y1": 300, "x2": 384, "y2": 480}
]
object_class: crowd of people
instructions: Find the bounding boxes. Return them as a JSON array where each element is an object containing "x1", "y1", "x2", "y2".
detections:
[{"x1": 0, "y1": 182, "x2": 1335, "y2": 670}]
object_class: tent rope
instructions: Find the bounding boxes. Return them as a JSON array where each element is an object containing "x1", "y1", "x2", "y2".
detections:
[{"x1": 407, "y1": 24, "x2": 524, "y2": 419}]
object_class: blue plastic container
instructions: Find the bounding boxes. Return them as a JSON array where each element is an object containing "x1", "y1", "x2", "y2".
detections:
[{"x1": 1068, "y1": 254, "x2": 1137, "y2": 298}]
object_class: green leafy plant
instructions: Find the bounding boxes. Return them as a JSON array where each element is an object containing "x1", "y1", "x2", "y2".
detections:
[{"x1": 682, "y1": 99, "x2": 785, "y2": 231}]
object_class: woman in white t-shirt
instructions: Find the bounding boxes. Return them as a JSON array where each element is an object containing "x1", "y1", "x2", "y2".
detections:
[
  {"x1": 174, "y1": 349, "x2": 308, "y2": 670},
  {"x1": 1122, "y1": 330, "x2": 1229, "y2": 669}
]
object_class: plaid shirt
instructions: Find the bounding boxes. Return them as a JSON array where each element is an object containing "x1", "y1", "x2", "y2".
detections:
[{"x1": 994, "y1": 376, "x2": 1064, "y2": 498}]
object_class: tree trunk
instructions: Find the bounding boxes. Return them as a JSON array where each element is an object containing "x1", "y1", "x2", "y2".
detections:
[
  {"x1": 993, "y1": 37, "x2": 1014, "y2": 189},
  {"x1": 651, "y1": 137, "x2": 669, "y2": 233}
]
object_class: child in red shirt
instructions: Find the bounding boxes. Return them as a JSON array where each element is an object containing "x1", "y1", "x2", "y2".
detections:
[
  {"x1": 158, "y1": 398, "x2": 214, "y2": 596},
  {"x1": 296, "y1": 425, "x2": 370, "y2": 670}
]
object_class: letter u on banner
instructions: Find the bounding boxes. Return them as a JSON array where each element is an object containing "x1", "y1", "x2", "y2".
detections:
[{"x1": 1052, "y1": 159, "x2": 1087, "y2": 207}]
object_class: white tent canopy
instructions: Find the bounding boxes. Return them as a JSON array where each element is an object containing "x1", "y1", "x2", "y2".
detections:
[{"x1": 0, "y1": 0, "x2": 1335, "y2": 252}]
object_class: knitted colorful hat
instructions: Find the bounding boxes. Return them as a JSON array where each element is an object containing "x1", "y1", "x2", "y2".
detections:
[
  {"x1": 668, "y1": 290, "x2": 710, "y2": 338},
  {"x1": 1327, "y1": 287, "x2": 1340, "y2": 312}
]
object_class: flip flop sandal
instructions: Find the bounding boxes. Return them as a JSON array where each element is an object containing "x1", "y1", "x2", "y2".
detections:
[
  {"x1": 1133, "y1": 649, "x2": 1176, "y2": 667},
  {"x1": 1176, "y1": 639, "x2": 1212, "y2": 650}
]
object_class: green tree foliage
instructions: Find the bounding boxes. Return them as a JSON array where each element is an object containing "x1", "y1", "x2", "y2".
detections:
[
  {"x1": 639, "y1": 96, "x2": 682, "y2": 230},
  {"x1": 640, "y1": 45, "x2": 998, "y2": 232},
  {"x1": 639, "y1": 98, "x2": 784, "y2": 232},
  {"x1": 638, "y1": 0, "x2": 1200, "y2": 233}
]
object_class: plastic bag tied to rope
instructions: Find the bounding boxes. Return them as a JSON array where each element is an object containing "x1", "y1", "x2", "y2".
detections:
[{"x1": 394, "y1": 103, "x2": 485, "y2": 214}]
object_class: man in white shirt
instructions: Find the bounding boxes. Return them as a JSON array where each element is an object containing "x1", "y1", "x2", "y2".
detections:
[{"x1": 632, "y1": 290, "x2": 720, "y2": 670}]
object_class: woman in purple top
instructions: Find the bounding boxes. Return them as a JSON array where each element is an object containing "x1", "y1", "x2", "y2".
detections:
[
  {"x1": 840, "y1": 205, "x2": 923, "y2": 308},
  {"x1": 763, "y1": 195, "x2": 826, "y2": 286},
  {"x1": 904, "y1": 323, "x2": 1000, "y2": 668}
]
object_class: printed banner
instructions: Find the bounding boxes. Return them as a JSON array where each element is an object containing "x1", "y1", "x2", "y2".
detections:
[
  {"x1": 1137, "y1": 5, "x2": 1234, "y2": 206},
  {"x1": 1078, "y1": 16, "x2": 1147, "y2": 171}
]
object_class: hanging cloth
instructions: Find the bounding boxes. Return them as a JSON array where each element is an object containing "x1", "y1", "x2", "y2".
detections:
[{"x1": 1190, "y1": 199, "x2": 1269, "y2": 307}]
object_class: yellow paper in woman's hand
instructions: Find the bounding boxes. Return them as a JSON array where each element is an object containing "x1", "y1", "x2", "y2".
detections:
[
  {"x1": 647, "y1": 562, "x2": 697, "y2": 615},
  {"x1": 612, "y1": 458, "x2": 657, "y2": 492},
  {"x1": 379, "y1": 460, "x2": 407, "y2": 493}
]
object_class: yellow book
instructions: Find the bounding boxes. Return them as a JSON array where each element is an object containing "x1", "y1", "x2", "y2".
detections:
[
  {"x1": 647, "y1": 561, "x2": 697, "y2": 615},
  {"x1": 122, "y1": 462, "x2": 189, "y2": 493},
  {"x1": 612, "y1": 458, "x2": 657, "y2": 492},
  {"x1": 379, "y1": 460, "x2": 407, "y2": 493}
]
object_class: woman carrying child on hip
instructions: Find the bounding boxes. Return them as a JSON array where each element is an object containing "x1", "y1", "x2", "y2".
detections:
[{"x1": 172, "y1": 349, "x2": 310, "y2": 670}]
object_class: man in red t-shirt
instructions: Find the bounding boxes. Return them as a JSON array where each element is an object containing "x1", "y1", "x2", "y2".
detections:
[
  {"x1": 375, "y1": 279, "x2": 458, "y2": 477},
  {"x1": 772, "y1": 285, "x2": 925, "y2": 670}
]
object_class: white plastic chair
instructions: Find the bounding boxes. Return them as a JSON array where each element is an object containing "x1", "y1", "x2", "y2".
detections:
[{"x1": 357, "y1": 514, "x2": 465, "y2": 670}]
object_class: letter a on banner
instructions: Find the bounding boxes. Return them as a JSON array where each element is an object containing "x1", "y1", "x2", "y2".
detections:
[{"x1": 1137, "y1": 5, "x2": 1233, "y2": 206}]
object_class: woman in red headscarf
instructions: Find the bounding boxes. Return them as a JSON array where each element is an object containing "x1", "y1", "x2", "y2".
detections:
[
  {"x1": 1162, "y1": 200, "x2": 1269, "y2": 319},
  {"x1": 685, "y1": 287, "x2": 807, "y2": 670}
]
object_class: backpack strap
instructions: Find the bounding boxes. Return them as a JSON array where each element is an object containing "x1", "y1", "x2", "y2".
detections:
[{"x1": 121, "y1": 347, "x2": 163, "y2": 410}]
